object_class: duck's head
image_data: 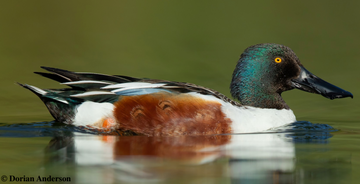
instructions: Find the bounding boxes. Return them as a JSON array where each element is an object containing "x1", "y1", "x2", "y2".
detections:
[{"x1": 230, "y1": 43, "x2": 353, "y2": 109}]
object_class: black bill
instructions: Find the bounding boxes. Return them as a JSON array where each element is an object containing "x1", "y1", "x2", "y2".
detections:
[{"x1": 291, "y1": 66, "x2": 353, "y2": 99}]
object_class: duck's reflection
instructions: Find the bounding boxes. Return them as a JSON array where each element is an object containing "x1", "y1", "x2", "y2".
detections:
[
  {"x1": 46, "y1": 132, "x2": 297, "y2": 183},
  {"x1": 0, "y1": 121, "x2": 347, "y2": 183}
]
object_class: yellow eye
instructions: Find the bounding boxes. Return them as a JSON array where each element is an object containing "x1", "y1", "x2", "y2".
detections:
[{"x1": 274, "y1": 57, "x2": 282, "y2": 63}]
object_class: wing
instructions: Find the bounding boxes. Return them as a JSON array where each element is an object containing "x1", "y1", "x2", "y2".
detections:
[{"x1": 35, "y1": 66, "x2": 241, "y2": 106}]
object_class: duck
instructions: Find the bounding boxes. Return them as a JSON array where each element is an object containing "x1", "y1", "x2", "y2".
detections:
[{"x1": 19, "y1": 43, "x2": 353, "y2": 136}]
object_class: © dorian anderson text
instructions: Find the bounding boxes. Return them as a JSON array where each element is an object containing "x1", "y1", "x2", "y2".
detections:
[{"x1": 5, "y1": 175, "x2": 71, "y2": 182}]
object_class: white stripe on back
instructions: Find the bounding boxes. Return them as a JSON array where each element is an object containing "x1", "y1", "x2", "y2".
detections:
[
  {"x1": 102, "y1": 82, "x2": 166, "y2": 89},
  {"x1": 62, "y1": 80, "x2": 113, "y2": 85},
  {"x1": 71, "y1": 91, "x2": 116, "y2": 97}
]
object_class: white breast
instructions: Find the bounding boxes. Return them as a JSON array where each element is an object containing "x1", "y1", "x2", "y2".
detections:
[
  {"x1": 223, "y1": 104, "x2": 296, "y2": 133},
  {"x1": 188, "y1": 92, "x2": 296, "y2": 133}
]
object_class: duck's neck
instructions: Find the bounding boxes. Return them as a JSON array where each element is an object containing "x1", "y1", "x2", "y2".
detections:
[
  {"x1": 230, "y1": 59, "x2": 289, "y2": 110},
  {"x1": 231, "y1": 85, "x2": 289, "y2": 109}
]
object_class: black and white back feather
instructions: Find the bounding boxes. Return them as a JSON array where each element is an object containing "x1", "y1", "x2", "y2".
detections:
[{"x1": 21, "y1": 66, "x2": 241, "y2": 106}]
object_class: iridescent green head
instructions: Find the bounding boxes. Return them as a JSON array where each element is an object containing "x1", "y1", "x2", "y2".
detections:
[{"x1": 230, "y1": 43, "x2": 352, "y2": 109}]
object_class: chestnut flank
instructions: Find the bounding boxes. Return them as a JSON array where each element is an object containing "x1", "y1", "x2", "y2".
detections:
[{"x1": 113, "y1": 92, "x2": 232, "y2": 136}]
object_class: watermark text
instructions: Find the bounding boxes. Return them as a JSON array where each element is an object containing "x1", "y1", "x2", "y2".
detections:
[{"x1": 1, "y1": 175, "x2": 71, "y2": 182}]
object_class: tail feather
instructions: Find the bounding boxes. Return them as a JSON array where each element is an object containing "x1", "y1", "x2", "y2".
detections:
[
  {"x1": 17, "y1": 83, "x2": 48, "y2": 96},
  {"x1": 34, "y1": 72, "x2": 70, "y2": 83},
  {"x1": 40, "y1": 66, "x2": 140, "y2": 84},
  {"x1": 18, "y1": 83, "x2": 81, "y2": 124},
  {"x1": 19, "y1": 66, "x2": 142, "y2": 124},
  {"x1": 40, "y1": 66, "x2": 79, "y2": 82}
]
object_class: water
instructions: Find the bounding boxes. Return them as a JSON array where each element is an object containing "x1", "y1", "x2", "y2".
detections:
[
  {"x1": 0, "y1": 1, "x2": 359, "y2": 183},
  {"x1": 0, "y1": 121, "x2": 349, "y2": 183}
]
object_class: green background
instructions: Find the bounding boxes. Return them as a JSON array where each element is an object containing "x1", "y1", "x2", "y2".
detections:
[{"x1": 1, "y1": 1, "x2": 358, "y2": 125}]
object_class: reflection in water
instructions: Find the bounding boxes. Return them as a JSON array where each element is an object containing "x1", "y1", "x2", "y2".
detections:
[
  {"x1": 0, "y1": 121, "x2": 349, "y2": 183},
  {"x1": 46, "y1": 133, "x2": 296, "y2": 183}
]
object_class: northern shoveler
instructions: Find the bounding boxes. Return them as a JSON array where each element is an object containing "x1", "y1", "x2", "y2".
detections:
[{"x1": 19, "y1": 43, "x2": 353, "y2": 136}]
